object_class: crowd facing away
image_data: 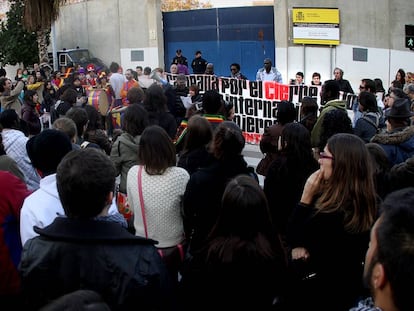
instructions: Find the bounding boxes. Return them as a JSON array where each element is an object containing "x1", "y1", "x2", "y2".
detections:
[{"x1": 0, "y1": 58, "x2": 414, "y2": 311}]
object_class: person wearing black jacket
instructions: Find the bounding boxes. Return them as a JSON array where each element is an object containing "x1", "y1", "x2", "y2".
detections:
[
  {"x1": 333, "y1": 67, "x2": 354, "y2": 94},
  {"x1": 19, "y1": 148, "x2": 175, "y2": 311},
  {"x1": 191, "y1": 51, "x2": 208, "y2": 74},
  {"x1": 172, "y1": 49, "x2": 188, "y2": 67}
]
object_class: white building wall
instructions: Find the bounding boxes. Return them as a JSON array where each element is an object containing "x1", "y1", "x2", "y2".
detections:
[
  {"x1": 276, "y1": 0, "x2": 414, "y2": 92},
  {"x1": 49, "y1": 0, "x2": 414, "y2": 94}
]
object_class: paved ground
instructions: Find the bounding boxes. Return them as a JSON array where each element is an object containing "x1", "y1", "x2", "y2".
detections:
[{"x1": 242, "y1": 143, "x2": 264, "y2": 187}]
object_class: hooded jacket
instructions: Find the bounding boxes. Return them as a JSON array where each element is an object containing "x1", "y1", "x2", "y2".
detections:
[
  {"x1": 311, "y1": 99, "x2": 347, "y2": 148},
  {"x1": 110, "y1": 132, "x2": 140, "y2": 194},
  {"x1": 371, "y1": 126, "x2": 414, "y2": 166}
]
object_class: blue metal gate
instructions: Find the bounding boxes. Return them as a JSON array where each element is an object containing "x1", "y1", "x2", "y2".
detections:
[{"x1": 163, "y1": 6, "x2": 275, "y2": 80}]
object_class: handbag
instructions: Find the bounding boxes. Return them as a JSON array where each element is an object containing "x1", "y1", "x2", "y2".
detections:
[{"x1": 138, "y1": 165, "x2": 186, "y2": 271}]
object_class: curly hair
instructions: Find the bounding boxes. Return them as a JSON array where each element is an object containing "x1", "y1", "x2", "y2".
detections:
[{"x1": 319, "y1": 109, "x2": 353, "y2": 151}]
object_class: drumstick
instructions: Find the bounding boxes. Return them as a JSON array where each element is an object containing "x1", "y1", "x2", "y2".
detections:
[{"x1": 110, "y1": 106, "x2": 128, "y2": 114}]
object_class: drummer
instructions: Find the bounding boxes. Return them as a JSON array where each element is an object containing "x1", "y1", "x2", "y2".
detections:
[
  {"x1": 119, "y1": 68, "x2": 139, "y2": 106},
  {"x1": 96, "y1": 72, "x2": 115, "y2": 109},
  {"x1": 86, "y1": 64, "x2": 98, "y2": 87}
]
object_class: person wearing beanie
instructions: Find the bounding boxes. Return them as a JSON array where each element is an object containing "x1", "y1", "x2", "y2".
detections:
[{"x1": 371, "y1": 98, "x2": 414, "y2": 165}]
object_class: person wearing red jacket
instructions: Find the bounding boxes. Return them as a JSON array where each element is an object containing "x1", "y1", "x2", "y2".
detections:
[{"x1": 0, "y1": 171, "x2": 31, "y2": 309}]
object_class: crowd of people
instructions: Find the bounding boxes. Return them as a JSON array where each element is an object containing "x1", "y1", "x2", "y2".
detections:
[{"x1": 0, "y1": 54, "x2": 414, "y2": 311}]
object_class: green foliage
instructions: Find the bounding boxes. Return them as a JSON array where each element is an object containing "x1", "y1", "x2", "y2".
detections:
[{"x1": 0, "y1": 0, "x2": 39, "y2": 67}]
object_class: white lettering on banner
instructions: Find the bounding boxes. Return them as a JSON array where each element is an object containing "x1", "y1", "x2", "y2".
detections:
[{"x1": 164, "y1": 74, "x2": 360, "y2": 144}]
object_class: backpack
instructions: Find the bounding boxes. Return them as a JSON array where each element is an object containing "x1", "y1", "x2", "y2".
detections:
[{"x1": 361, "y1": 113, "x2": 380, "y2": 133}]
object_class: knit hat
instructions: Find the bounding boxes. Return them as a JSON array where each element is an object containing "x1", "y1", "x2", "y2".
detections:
[
  {"x1": 26, "y1": 129, "x2": 73, "y2": 175},
  {"x1": 385, "y1": 98, "x2": 414, "y2": 118}
]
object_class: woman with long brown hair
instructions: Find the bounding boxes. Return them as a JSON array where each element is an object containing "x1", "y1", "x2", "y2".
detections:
[
  {"x1": 126, "y1": 125, "x2": 189, "y2": 286},
  {"x1": 287, "y1": 133, "x2": 378, "y2": 311}
]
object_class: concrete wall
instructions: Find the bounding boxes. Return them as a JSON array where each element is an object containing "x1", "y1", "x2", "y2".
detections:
[
  {"x1": 51, "y1": 0, "x2": 414, "y2": 94},
  {"x1": 275, "y1": 0, "x2": 414, "y2": 91},
  {"x1": 53, "y1": 0, "x2": 163, "y2": 71}
]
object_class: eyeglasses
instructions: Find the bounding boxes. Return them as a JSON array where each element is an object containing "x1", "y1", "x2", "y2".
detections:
[
  {"x1": 230, "y1": 68, "x2": 237, "y2": 71},
  {"x1": 319, "y1": 152, "x2": 334, "y2": 160}
]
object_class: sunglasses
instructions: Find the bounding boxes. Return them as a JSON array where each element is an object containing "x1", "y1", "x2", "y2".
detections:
[
  {"x1": 359, "y1": 85, "x2": 365, "y2": 90},
  {"x1": 319, "y1": 152, "x2": 334, "y2": 160}
]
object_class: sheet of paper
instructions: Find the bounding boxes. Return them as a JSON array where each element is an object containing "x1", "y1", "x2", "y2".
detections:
[{"x1": 180, "y1": 96, "x2": 193, "y2": 109}]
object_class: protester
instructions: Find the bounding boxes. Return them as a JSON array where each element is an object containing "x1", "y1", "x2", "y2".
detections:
[
  {"x1": 179, "y1": 175, "x2": 288, "y2": 310},
  {"x1": 0, "y1": 109, "x2": 40, "y2": 190},
  {"x1": 256, "y1": 100, "x2": 297, "y2": 176},
  {"x1": 20, "y1": 129, "x2": 73, "y2": 246},
  {"x1": 0, "y1": 171, "x2": 31, "y2": 309},
  {"x1": 333, "y1": 67, "x2": 354, "y2": 94},
  {"x1": 311, "y1": 79, "x2": 348, "y2": 149},
  {"x1": 350, "y1": 187, "x2": 414, "y2": 311},
  {"x1": 110, "y1": 104, "x2": 149, "y2": 226},
  {"x1": 287, "y1": 133, "x2": 377, "y2": 310},
  {"x1": 371, "y1": 98, "x2": 414, "y2": 165},
  {"x1": 183, "y1": 121, "x2": 257, "y2": 256},
  {"x1": 264, "y1": 122, "x2": 319, "y2": 239},
  {"x1": 127, "y1": 125, "x2": 190, "y2": 286},
  {"x1": 256, "y1": 58, "x2": 283, "y2": 82},
  {"x1": 19, "y1": 148, "x2": 175, "y2": 310}
]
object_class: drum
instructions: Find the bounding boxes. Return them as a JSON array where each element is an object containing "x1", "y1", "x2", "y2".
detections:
[
  {"x1": 110, "y1": 106, "x2": 126, "y2": 130},
  {"x1": 87, "y1": 88, "x2": 109, "y2": 116}
]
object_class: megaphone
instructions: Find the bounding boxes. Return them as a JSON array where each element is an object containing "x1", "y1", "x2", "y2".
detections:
[{"x1": 150, "y1": 68, "x2": 168, "y2": 86}]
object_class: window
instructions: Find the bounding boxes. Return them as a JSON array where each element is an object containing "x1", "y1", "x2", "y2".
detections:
[{"x1": 131, "y1": 50, "x2": 144, "y2": 62}]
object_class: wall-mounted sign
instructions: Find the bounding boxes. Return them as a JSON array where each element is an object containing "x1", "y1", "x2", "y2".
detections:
[{"x1": 292, "y1": 7, "x2": 340, "y2": 45}]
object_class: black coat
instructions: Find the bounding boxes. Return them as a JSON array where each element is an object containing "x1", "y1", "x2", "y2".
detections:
[
  {"x1": 286, "y1": 203, "x2": 369, "y2": 310},
  {"x1": 183, "y1": 155, "x2": 255, "y2": 254},
  {"x1": 191, "y1": 57, "x2": 208, "y2": 74},
  {"x1": 19, "y1": 218, "x2": 175, "y2": 311},
  {"x1": 264, "y1": 153, "x2": 318, "y2": 236}
]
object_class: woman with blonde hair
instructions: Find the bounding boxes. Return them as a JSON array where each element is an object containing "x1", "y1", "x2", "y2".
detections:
[{"x1": 287, "y1": 133, "x2": 378, "y2": 311}]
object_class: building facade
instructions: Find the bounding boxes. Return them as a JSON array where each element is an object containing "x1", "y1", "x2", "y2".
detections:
[{"x1": 52, "y1": 0, "x2": 414, "y2": 90}]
